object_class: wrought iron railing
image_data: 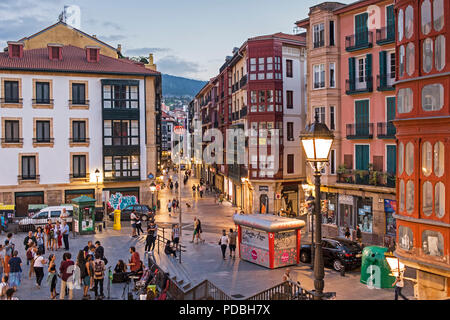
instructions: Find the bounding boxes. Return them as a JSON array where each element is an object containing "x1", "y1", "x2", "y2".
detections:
[
  {"x1": 246, "y1": 281, "x2": 316, "y2": 300},
  {"x1": 346, "y1": 123, "x2": 374, "y2": 139},
  {"x1": 377, "y1": 122, "x2": 396, "y2": 139},
  {"x1": 69, "y1": 99, "x2": 90, "y2": 105},
  {"x1": 0, "y1": 98, "x2": 23, "y2": 104},
  {"x1": 32, "y1": 99, "x2": 54, "y2": 105},
  {"x1": 346, "y1": 76, "x2": 373, "y2": 94},
  {"x1": 1, "y1": 138, "x2": 23, "y2": 144},
  {"x1": 69, "y1": 138, "x2": 90, "y2": 143},
  {"x1": 33, "y1": 137, "x2": 54, "y2": 144},
  {"x1": 377, "y1": 73, "x2": 395, "y2": 91},
  {"x1": 376, "y1": 26, "x2": 395, "y2": 45},
  {"x1": 345, "y1": 31, "x2": 373, "y2": 51}
]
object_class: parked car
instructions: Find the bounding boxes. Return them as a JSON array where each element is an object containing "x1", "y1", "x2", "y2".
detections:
[
  {"x1": 18, "y1": 206, "x2": 73, "y2": 232},
  {"x1": 300, "y1": 237, "x2": 363, "y2": 271},
  {"x1": 108, "y1": 204, "x2": 154, "y2": 222}
]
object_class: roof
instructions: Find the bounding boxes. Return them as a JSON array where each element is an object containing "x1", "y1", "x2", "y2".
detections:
[
  {"x1": 0, "y1": 45, "x2": 160, "y2": 76},
  {"x1": 233, "y1": 214, "x2": 305, "y2": 232},
  {"x1": 248, "y1": 32, "x2": 306, "y2": 45}
]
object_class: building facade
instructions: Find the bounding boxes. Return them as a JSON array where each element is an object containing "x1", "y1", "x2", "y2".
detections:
[
  {"x1": 297, "y1": 0, "x2": 397, "y2": 245},
  {"x1": 0, "y1": 22, "x2": 162, "y2": 216},
  {"x1": 394, "y1": 0, "x2": 450, "y2": 299}
]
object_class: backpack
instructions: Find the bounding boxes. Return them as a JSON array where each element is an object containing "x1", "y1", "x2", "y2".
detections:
[
  {"x1": 26, "y1": 248, "x2": 33, "y2": 260},
  {"x1": 94, "y1": 260, "x2": 104, "y2": 278}
]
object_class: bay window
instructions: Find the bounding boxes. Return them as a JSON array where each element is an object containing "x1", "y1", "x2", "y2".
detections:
[{"x1": 422, "y1": 84, "x2": 444, "y2": 111}]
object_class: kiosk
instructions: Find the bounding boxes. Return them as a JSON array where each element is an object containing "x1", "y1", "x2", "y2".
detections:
[
  {"x1": 233, "y1": 214, "x2": 305, "y2": 269},
  {"x1": 72, "y1": 195, "x2": 96, "y2": 235}
]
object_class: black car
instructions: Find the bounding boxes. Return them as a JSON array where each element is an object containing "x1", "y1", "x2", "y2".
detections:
[
  {"x1": 108, "y1": 205, "x2": 154, "y2": 222},
  {"x1": 300, "y1": 238, "x2": 363, "y2": 271}
]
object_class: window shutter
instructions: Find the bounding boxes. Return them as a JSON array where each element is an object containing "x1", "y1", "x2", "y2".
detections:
[
  {"x1": 366, "y1": 54, "x2": 372, "y2": 90},
  {"x1": 379, "y1": 51, "x2": 387, "y2": 87},
  {"x1": 349, "y1": 57, "x2": 356, "y2": 91}
]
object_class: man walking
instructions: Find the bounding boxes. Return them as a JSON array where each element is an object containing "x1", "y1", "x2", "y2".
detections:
[
  {"x1": 393, "y1": 271, "x2": 409, "y2": 300},
  {"x1": 219, "y1": 230, "x2": 229, "y2": 260},
  {"x1": 61, "y1": 220, "x2": 70, "y2": 251},
  {"x1": 228, "y1": 228, "x2": 237, "y2": 259},
  {"x1": 172, "y1": 224, "x2": 180, "y2": 251},
  {"x1": 130, "y1": 210, "x2": 138, "y2": 238},
  {"x1": 93, "y1": 253, "x2": 106, "y2": 300},
  {"x1": 59, "y1": 252, "x2": 74, "y2": 300}
]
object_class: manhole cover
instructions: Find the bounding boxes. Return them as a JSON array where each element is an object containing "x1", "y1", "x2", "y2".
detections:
[{"x1": 231, "y1": 294, "x2": 245, "y2": 299}]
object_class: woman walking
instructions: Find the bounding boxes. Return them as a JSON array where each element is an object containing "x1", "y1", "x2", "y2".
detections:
[
  {"x1": 56, "y1": 222, "x2": 63, "y2": 250},
  {"x1": 36, "y1": 227, "x2": 45, "y2": 255},
  {"x1": 51, "y1": 223, "x2": 57, "y2": 251},
  {"x1": 219, "y1": 230, "x2": 229, "y2": 260},
  {"x1": 76, "y1": 250, "x2": 89, "y2": 300},
  {"x1": 44, "y1": 220, "x2": 53, "y2": 251},
  {"x1": 33, "y1": 249, "x2": 47, "y2": 289},
  {"x1": 136, "y1": 213, "x2": 144, "y2": 236},
  {"x1": 83, "y1": 254, "x2": 93, "y2": 299},
  {"x1": 47, "y1": 254, "x2": 58, "y2": 300},
  {"x1": 8, "y1": 251, "x2": 22, "y2": 291}
]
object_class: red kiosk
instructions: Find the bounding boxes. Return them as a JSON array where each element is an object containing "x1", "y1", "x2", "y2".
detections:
[{"x1": 233, "y1": 214, "x2": 305, "y2": 269}]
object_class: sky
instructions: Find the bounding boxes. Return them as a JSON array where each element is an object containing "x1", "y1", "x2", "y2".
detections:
[{"x1": 0, "y1": 0, "x2": 353, "y2": 80}]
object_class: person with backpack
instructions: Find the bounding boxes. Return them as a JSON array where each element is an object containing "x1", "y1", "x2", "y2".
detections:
[
  {"x1": 59, "y1": 252, "x2": 74, "y2": 300},
  {"x1": 219, "y1": 230, "x2": 229, "y2": 260},
  {"x1": 44, "y1": 220, "x2": 53, "y2": 251},
  {"x1": 93, "y1": 252, "x2": 105, "y2": 300},
  {"x1": 136, "y1": 213, "x2": 144, "y2": 236},
  {"x1": 23, "y1": 231, "x2": 36, "y2": 253},
  {"x1": 33, "y1": 248, "x2": 47, "y2": 289}
]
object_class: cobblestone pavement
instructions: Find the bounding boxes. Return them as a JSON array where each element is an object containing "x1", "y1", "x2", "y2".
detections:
[{"x1": 2, "y1": 171, "x2": 414, "y2": 300}]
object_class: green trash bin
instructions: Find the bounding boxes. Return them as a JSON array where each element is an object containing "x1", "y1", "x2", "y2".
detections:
[{"x1": 360, "y1": 246, "x2": 396, "y2": 289}]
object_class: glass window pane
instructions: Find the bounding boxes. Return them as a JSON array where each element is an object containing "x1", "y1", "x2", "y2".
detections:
[
  {"x1": 399, "y1": 45, "x2": 405, "y2": 77},
  {"x1": 421, "y1": 0, "x2": 432, "y2": 35},
  {"x1": 422, "y1": 142, "x2": 432, "y2": 176},
  {"x1": 398, "y1": 142, "x2": 404, "y2": 175},
  {"x1": 423, "y1": 38, "x2": 433, "y2": 73},
  {"x1": 406, "y1": 180, "x2": 414, "y2": 214},
  {"x1": 400, "y1": 180, "x2": 405, "y2": 212},
  {"x1": 423, "y1": 181, "x2": 433, "y2": 216},
  {"x1": 422, "y1": 230, "x2": 444, "y2": 256},
  {"x1": 398, "y1": 9, "x2": 404, "y2": 42},
  {"x1": 434, "y1": 141, "x2": 444, "y2": 177},
  {"x1": 405, "y1": 6, "x2": 414, "y2": 39},
  {"x1": 398, "y1": 88, "x2": 413, "y2": 113},
  {"x1": 405, "y1": 142, "x2": 414, "y2": 176},
  {"x1": 433, "y1": 0, "x2": 444, "y2": 31},
  {"x1": 422, "y1": 84, "x2": 444, "y2": 111},
  {"x1": 435, "y1": 35, "x2": 446, "y2": 71},
  {"x1": 406, "y1": 43, "x2": 415, "y2": 76},
  {"x1": 435, "y1": 182, "x2": 445, "y2": 218},
  {"x1": 399, "y1": 226, "x2": 413, "y2": 250}
]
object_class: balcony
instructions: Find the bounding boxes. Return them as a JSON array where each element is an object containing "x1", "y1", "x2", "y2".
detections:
[
  {"x1": 1, "y1": 138, "x2": 23, "y2": 144},
  {"x1": 313, "y1": 39, "x2": 325, "y2": 49},
  {"x1": 32, "y1": 98, "x2": 54, "y2": 105},
  {"x1": 346, "y1": 123, "x2": 374, "y2": 140},
  {"x1": 69, "y1": 173, "x2": 90, "y2": 181},
  {"x1": 346, "y1": 76, "x2": 373, "y2": 95},
  {"x1": 376, "y1": 26, "x2": 395, "y2": 45},
  {"x1": 345, "y1": 31, "x2": 373, "y2": 52},
  {"x1": 69, "y1": 99, "x2": 89, "y2": 106},
  {"x1": 18, "y1": 174, "x2": 40, "y2": 182},
  {"x1": 0, "y1": 98, "x2": 23, "y2": 105},
  {"x1": 377, "y1": 73, "x2": 395, "y2": 91},
  {"x1": 377, "y1": 122, "x2": 396, "y2": 139},
  {"x1": 240, "y1": 75, "x2": 248, "y2": 87},
  {"x1": 337, "y1": 168, "x2": 395, "y2": 188},
  {"x1": 69, "y1": 138, "x2": 90, "y2": 144},
  {"x1": 33, "y1": 138, "x2": 55, "y2": 144}
]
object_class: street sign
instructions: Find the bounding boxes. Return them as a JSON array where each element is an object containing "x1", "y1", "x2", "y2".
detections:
[
  {"x1": 148, "y1": 173, "x2": 154, "y2": 179},
  {"x1": 275, "y1": 193, "x2": 282, "y2": 200},
  {"x1": 156, "y1": 185, "x2": 161, "y2": 191},
  {"x1": 174, "y1": 126, "x2": 185, "y2": 135}
]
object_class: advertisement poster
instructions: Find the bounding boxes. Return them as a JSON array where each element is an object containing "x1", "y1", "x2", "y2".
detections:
[
  {"x1": 384, "y1": 199, "x2": 397, "y2": 236},
  {"x1": 358, "y1": 207, "x2": 373, "y2": 233}
]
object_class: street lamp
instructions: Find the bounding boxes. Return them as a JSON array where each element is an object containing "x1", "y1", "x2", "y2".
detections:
[
  {"x1": 300, "y1": 114, "x2": 334, "y2": 300},
  {"x1": 150, "y1": 182, "x2": 157, "y2": 210},
  {"x1": 95, "y1": 169, "x2": 100, "y2": 187}
]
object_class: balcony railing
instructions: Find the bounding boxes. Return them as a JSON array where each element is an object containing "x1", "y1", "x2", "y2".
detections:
[
  {"x1": 346, "y1": 123, "x2": 374, "y2": 139},
  {"x1": 346, "y1": 76, "x2": 373, "y2": 95},
  {"x1": 18, "y1": 175, "x2": 40, "y2": 181},
  {"x1": 377, "y1": 122, "x2": 396, "y2": 139},
  {"x1": 337, "y1": 169, "x2": 395, "y2": 188},
  {"x1": 0, "y1": 98, "x2": 23, "y2": 104},
  {"x1": 345, "y1": 31, "x2": 373, "y2": 52},
  {"x1": 376, "y1": 26, "x2": 395, "y2": 45},
  {"x1": 32, "y1": 99, "x2": 54, "y2": 105},
  {"x1": 313, "y1": 81, "x2": 325, "y2": 89},
  {"x1": 1, "y1": 138, "x2": 23, "y2": 144},
  {"x1": 313, "y1": 39, "x2": 325, "y2": 49},
  {"x1": 33, "y1": 138, "x2": 55, "y2": 144},
  {"x1": 69, "y1": 173, "x2": 90, "y2": 180},
  {"x1": 69, "y1": 99, "x2": 90, "y2": 106},
  {"x1": 377, "y1": 73, "x2": 395, "y2": 91},
  {"x1": 69, "y1": 138, "x2": 90, "y2": 143},
  {"x1": 240, "y1": 74, "x2": 248, "y2": 87}
]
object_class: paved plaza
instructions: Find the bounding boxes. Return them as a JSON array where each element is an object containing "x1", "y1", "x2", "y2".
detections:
[{"x1": 2, "y1": 173, "x2": 413, "y2": 300}]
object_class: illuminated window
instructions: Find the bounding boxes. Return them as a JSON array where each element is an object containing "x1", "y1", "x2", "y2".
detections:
[
  {"x1": 405, "y1": 6, "x2": 414, "y2": 39},
  {"x1": 422, "y1": 142, "x2": 432, "y2": 176},
  {"x1": 422, "y1": 181, "x2": 433, "y2": 216},
  {"x1": 422, "y1": 230, "x2": 444, "y2": 256},
  {"x1": 423, "y1": 38, "x2": 433, "y2": 73},
  {"x1": 422, "y1": 84, "x2": 444, "y2": 111},
  {"x1": 434, "y1": 141, "x2": 444, "y2": 177}
]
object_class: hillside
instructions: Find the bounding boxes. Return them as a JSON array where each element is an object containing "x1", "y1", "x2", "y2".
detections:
[{"x1": 162, "y1": 74, "x2": 207, "y2": 97}]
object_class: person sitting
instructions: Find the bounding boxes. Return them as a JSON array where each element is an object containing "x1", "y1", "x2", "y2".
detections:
[
  {"x1": 114, "y1": 260, "x2": 127, "y2": 274},
  {"x1": 164, "y1": 240, "x2": 177, "y2": 258}
]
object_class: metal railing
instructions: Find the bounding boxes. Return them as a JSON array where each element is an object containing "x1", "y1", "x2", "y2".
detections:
[
  {"x1": 69, "y1": 138, "x2": 90, "y2": 143},
  {"x1": 240, "y1": 106, "x2": 247, "y2": 118},
  {"x1": 18, "y1": 174, "x2": 40, "y2": 181},
  {"x1": 69, "y1": 173, "x2": 90, "y2": 180},
  {"x1": 33, "y1": 138, "x2": 54, "y2": 144},
  {"x1": 239, "y1": 75, "x2": 247, "y2": 87},
  {"x1": 246, "y1": 281, "x2": 316, "y2": 300},
  {"x1": 346, "y1": 123, "x2": 374, "y2": 139},
  {"x1": 69, "y1": 99, "x2": 90, "y2": 106},
  {"x1": 376, "y1": 26, "x2": 395, "y2": 45},
  {"x1": 32, "y1": 99, "x2": 54, "y2": 105},
  {"x1": 0, "y1": 98, "x2": 23, "y2": 104},
  {"x1": 377, "y1": 122, "x2": 396, "y2": 139},
  {"x1": 345, "y1": 31, "x2": 373, "y2": 51},
  {"x1": 377, "y1": 73, "x2": 395, "y2": 91},
  {"x1": 346, "y1": 76, "x2": 373, "y2": 94},
  {"x1": 1, "y1": 138, "x2": 23, "y2": 144}
]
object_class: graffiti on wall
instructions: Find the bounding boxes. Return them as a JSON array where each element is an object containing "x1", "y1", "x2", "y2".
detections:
[
  {"x1": 241, "y1": 227, "x2": 268, "y2": 250},
  {"x1": 274, "y1": 231, "x2": 297, "y2": 250},
  {"x1": 108, "y1": 193, "x2": 139, "y2": 211}
]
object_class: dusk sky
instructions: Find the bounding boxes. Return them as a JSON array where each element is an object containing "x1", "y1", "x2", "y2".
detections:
[{"x1": 0, "y1": 0, "x2": 353, "y2": 80}]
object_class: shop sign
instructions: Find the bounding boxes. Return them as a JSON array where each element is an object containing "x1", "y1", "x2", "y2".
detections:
[
  {"x1": 251, "y1": 250, "x2": 258, "y2": 260},
  {"x1": 281, "y1": 252, "x2": 290, "y2": 263},
  {"x1": 339, "y1": 194, "x2": 354, "y2": 205},
  {"x1": 259, "y1": 186, "x2": 269, "y2": 192},
  {"x1": 275, "y1": 193, "x2": 282, "y2": 200}
]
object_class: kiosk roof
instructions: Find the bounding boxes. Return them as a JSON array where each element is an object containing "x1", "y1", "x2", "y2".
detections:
[{"x1": 233, "y1": 214, "x2": 305, "y2": 232}]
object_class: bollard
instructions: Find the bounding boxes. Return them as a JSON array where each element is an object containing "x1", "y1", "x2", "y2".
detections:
[{"x1": 113, "y1": 210, "x2": 121, "y2": 230}]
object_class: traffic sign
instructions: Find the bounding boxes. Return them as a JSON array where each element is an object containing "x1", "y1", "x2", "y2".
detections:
[
  {"x1": 148, "y1": 173, "x2": 154, "y2": 179},
  {"x1": 174, "y1": 126, "x2": 185, "y2": 135},
  {"x1": 156, "y1": 185, "x2": 161, "y2": 191}
]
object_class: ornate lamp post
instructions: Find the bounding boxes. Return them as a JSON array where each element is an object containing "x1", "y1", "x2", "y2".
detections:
[
  {"x1": 300, "y1": 115, "x2": 334, "y2": 300},
  {"x1": 149, "y1": 182, "x2": 157, "y2": 210}
]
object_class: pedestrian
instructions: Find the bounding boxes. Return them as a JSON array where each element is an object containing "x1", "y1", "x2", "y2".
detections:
[
  {"x1": 172, "y1": 224, "x2": 180, "y2": 251},
  {"x1": 4, "y1": 238, "x2": 14, "y2": 276},
  {"x1": 393, "y1": 272, "x2": 408, "y2": 300},
  {"x1": 33, "y1": 248, "x2": 47, "y2": 289},
  {"x1": 167, "y1": 200, "x2": 172, "y2": 215},
  {"x1": 61, "y1": 220, "x2": 70, "y2": 251},
  {"x1": 228, "y1": 228, "x2": 237, "y2": 259},
  {"x1": 356, "y1": 225, "x2": 362, "y2": 245},
  {"x1": 196, "y1": 184, "x2": 200, "y2": 195},
  {"x1": 192, "y1": 185, "x2": 196, "y2": 197},
  {"x1": 172, "y1": 199, "x2": 177, "y2": 212},
  {"x1": 25, "y1": 241, "x2": 35, "y2": 267},
  {"x1": 44, "y1": 219, "x2": 53, "y2": 251},
  {"x1": 0, "y1": 245, "x2": 4, "y2": 280},
  {"x1": 164, "y1": 240, "x2": 177, "y2": 258},
  {"x1": 5, "y1": 288, "x2": 18, "y2": 300},
  {"x1": 47, "y1": 254, "x2": 58, "y2": 300},
  {"x1": 83, "y1": 241, "x2": 93, "y2": 257},
  {"x1": 199, "y1": 186, "x2": 203, "y2": 198},
  {"x1": 136, "y1": 213, "x2": 144, "y2": 236},
  {"x1": 28, "y1": 245, "x2": 37, "y2": 279},
  {"x1": 219, "y1": 230, "x2": 228, "y2": 260},
  {"x1": 93, "y1": 253, "x2": 105, "y2": 300},
  {"x1": 51, "y1": 222, "x2": 57, "y2": 251},
  {"x1": 23, "y1": 231, "x2": 36, "y2": 252},
  {"x1": 145, "y1": 222, "x2": 156, "y2": 252},
  {"x1": 344, "y1": 227, "x2": 351, "y2": 239},
  {"x1": 127, "y1": 247, "x2": 141, "y2": 275},
  {"x1": 94, "y1": 241, "x2": 105, "y2": 261},
  {"x1": 190, "y1": 217, "x2": 199, "y2": 243},
  {"x1": 169, "y1": 181, "x2": 174, "y2": 191},
  {"x1": 76, "y1": 250, "x2": 89, "y2": 300},
  {"x1": 59, "y1": 252, "x2": 74, "y2": 300},
  {"x1": 0, "y1": 275, "x2": 9, "y2": 300},
  {"x1": 0, "y1": 215, "x2": 6, "y2": 234},
  {"x1": 175, "y1": 181, "x2": 179, "y2": 191},
  {"x1": 36, "y1": 227, "x2": 45, "y2": 254},
  {"x1": 196, "y1": 218, "x2": 204, "y2": 243},
  {"x1": 8, "y1": 251, "x2": 22, "y2": 291},
  {"x1": 55, "y1": 221, "x2": 63, "y2": 250},
  {"x1": 130, "y1": 210, "x2": 138, "y2": 238},
  {"x1": 83, "y1": 254, "x2": 93, "y2": 299}
]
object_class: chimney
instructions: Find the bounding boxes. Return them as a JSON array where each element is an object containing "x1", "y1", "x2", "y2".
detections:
[
  {"x1": 86, "y1": 46, "x2": 100, "y2": 63},
  {"x1": 145, "y1": 53, "x2": 157, "y2": 71},
  {"x1": 7, "y1": 41, "x2": 24, "y2": 59},
  {"x1": 117, "y1": 44, "x2": 122, "y2": 53},
  {"x1": 48, "y1": 43, "x2": 63, "y2": 61}
]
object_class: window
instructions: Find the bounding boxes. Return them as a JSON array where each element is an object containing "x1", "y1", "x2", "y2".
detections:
[
  {"x1": 435, "y1": 182, "x2": 445, "y2": 218},
  {"x1": 434, "y1": 141, "x2": 444, "y2": 177},
  {"x1": 329, "y1": 63, "x2": 335, "y2": 88},
  {"x1": 287, "y1": 154, "x2": 294, "y2": 174},
  {"x1": 250, "y1": 58, "x2": 256, "y2": 72},
  {"x1": 423, "y1": 38, "x2": 433, "y2": 73},
  {"x1": 399, "y1": 226, "x2": 413, "y2": 250},
  {"x1": 286, "y1": 91, "x2": 293, "y2": 109},
  {"x1": 390, "y1": 52, "x2": 396, "y2": 77},
  {"x1": 330, "y1": 149, "x2": 336, "y2": 174},
  {"x1": 406, "y1": 180, "x2": 414, "y2": 213},
  {"x1": 103, "y1": 84, "x2": 139, "y2": 109},
  {"x1": 36, "y1": 121, "x2": 50, "y2": 142},
  {"x1": 72, "y1": 155, "x2": 86, "y2": 178},
  {"x1": 399, "y1": 180, "x2": 405, "y2": 212},
  {"x1": 36, "y1": 82, "x2": 50, "y2": 104},
  {"x1": 104, "y1": 120, "x2": 139, "y2": 146},
  {"x1": 405, "y1": 5, "x2": 414, "y2": 39},
  {"x1": 421, "y1": 0, "x2": 432, "y2": 35},
  {"x1": 267, "y1": 57, "x2": 273, "y2": 71},
  {"x1": 89, "y1": 48, "x2": 98, "y2": 61},
  {"x1": 422, "y1": 230, "x2": 444, "y2": 256},
  {"x1": 329, "y1": 106, "x2": 335, "y2": 130},
  {"x1": 433, "y1": 0, "x2": 444, "y2": 31},
  {"x1": 4, "y1": 120, "x2": 20, "y2": 143},
  {"x1": 287, "y1": 122, "x2": 294, "y2": 141},
  {"x1": 258, "y1": 58, "x2": 265, "y2": 71},
  {"x1": 399, "y1": 45, "x2": 405, "y2": 77},
  {"x1": 72, "y1": 121, "x2": 86, "y2": 142},
  {"x1": 4, "y1": 81, "x2": 19, "y2": 103},
  {"x1": 405, "y1": 142, "x2": 414, "y2": 176},
  {"x1": 329, "y1": 21, "x2": 335, "y2": 46},
  {"x1": 22, "y1": 156, "x2": 36, "y2": 180},
  {"x1": 422, "y1": 142, "x2": 432, "y2": 176},
  {"x1": 104, "y1": 155, "x2": 140, "y2": 179},
  {"x1": 313, "y1": 23, "x2": 324, "y2": 48},
  {"x1": 357, "y1": 58, "x2": 366, "y2": 83},
  {"x1": 72, "y1": 83, "x2": 86, "y2": 104},
  {"x1": 398, "y1": 142, "x2": 404, "y2": 175},
  {"x1": 286, "y1": 59, "x2": 293, "y2": 78},
  {"x1": 314, "y1": 107, "x2": 326, "y2": 123},
  {"x1": 398, "y1": 9, "x2": 404, "y2": 42},
  {"x1": 406, "y1": 43, "x2": 415, "y2": 76},
  {"x1": 313, "y1": 64, "x2": 325, "y2": 88},
  {"x1": 423, "y1": 181, "x2": 433, "y2": 216},
  {"x1": 251, "y1": 91, "x2": 257, "y2": 104},
  {"x1": 422, "y1": 84, "x2": 444, "y2": 111},
  {"x1": 435, "y1": 35, "x2": 446, "y2": 71},
  {"x1": 398, "y1": 88, "x2": 413, "y2": 113}
]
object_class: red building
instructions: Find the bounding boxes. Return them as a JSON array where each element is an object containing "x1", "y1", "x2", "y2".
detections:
[{"x1": 394, "y1": 0, "x2": 450, "y2": 299}]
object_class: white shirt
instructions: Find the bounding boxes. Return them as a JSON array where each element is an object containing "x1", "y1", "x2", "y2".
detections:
[
  {"x1": 220, "y1": 235, "x2": 228, "y2": 245},
  {"x1": 34, "y1": 256, "x2": 45, "y2": 268}
]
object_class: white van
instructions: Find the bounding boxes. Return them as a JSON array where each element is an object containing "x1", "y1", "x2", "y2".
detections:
[{"x1": 19, "y1": 206, "x2": 73, "y2": 231}]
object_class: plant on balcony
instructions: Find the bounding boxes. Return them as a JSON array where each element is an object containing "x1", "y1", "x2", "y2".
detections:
[
  {"x1": 369, "y1": 170, "x2": 378, "y2": 186},
  {"x1": 337, "y1": 164, "x2": 347, "y2": 175}
]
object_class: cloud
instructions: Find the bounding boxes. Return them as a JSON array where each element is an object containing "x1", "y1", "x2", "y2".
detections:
[
  {"x1": 156, "y1": 55, "x2": 206, "y2": 78},
  {"x1": 125, "y1": 47, "x2": 171, "y2": 56},
  {"x1": 98, "y1": 34, "x2": 127, "y2": 42}
]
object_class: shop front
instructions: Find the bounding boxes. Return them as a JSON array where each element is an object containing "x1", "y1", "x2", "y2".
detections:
[
  {"x1": 65, "y1": 189, "x2": 96, "y2": 204},
  {"x1": 215, "y1": 174, "x2": 224, "y2": 193},
  {"x1": 14, "y1": 191, "x2": 45, "y2": 217},
  {"x1": 384, "y1": 199, "x2": 397, "y2": 248},
  {"x1": 281, "y1": 184, "x2": 299, "y2": 218},
  {"x1": 337, "y1": 194, "x2": 373, "y2": 239},
  {"x1": 104, "y1": 187, "x2": 140, "y2": 214}
]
